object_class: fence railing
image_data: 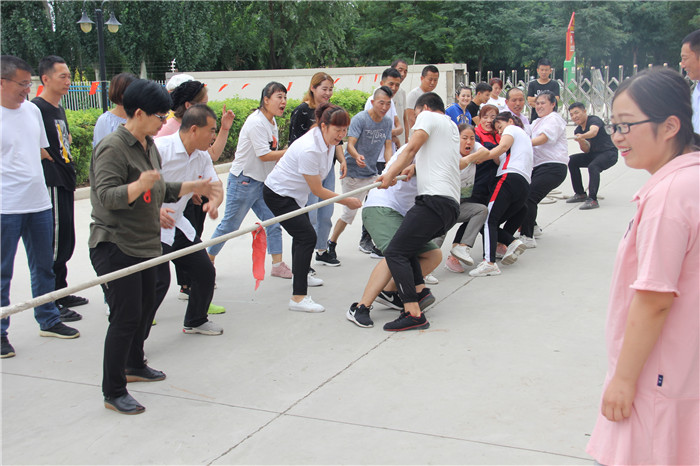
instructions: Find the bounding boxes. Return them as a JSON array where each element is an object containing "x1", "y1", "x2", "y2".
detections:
[
  {"x1": 60, "y1": 80, "x2": 166, "y2": 112},
  {"x1": 462, "y1": 63, "x2": 693, "y2": 123}
]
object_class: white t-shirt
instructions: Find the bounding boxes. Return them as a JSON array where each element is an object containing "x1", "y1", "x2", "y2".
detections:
[
  {"x1": 394, "y1": 87, "x2": 407, "y2": 131},
  {"x1": 459, "y1": 141, "x2": 483, "y2": 199},
  {"x1": 411, "y1": 111, "x2": 460, "y2": 203},
  {"x1": 1, "y1": 101, "x2": 51, "y2": 214},
  {"x1": 155, "y1": 132, "x2": 218, "y2": 245},
  {"x1": 497, "y1": 124, "x2": 533, "y2": 184},
  {"x1": 484, "y1": 96, "x2": 506, "y2": 110},
  {"x1": 265, "y1": 127, "x2": 335, "y2": 208},
  {"x1": 530, "y1": 111, "x2": 568, "y2": 167},
  {"x1": 364, "y1": 146, "x2": 416, "y2": 216},
  {"x1": 229, "y1": 109, "x2": 279, "y2": 182},
  {"x1": 406, "y1": 87, "x2": 425, "y2": 110}
]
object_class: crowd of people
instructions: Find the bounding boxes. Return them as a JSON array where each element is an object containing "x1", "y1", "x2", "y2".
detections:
[{"x1": 1, "y1": 30, "x2": 698, "y2": 464}]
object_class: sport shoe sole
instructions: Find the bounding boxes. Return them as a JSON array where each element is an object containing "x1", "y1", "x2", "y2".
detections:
[
  {"x1": 374, "y1": 292, "x2": 403, "y2": 310},
  {"x1": 501, "y1": 242, "x2": 526, "y2": 265},
  {"x1": 315, "y1": 259, "x2": 341, "y2": 267},
  {"x1": 183, "y1": 327, "x2": 223, "y2": 335},
  {"x1": 39, "y1": 329, "x2": 80, "y2": 339}
]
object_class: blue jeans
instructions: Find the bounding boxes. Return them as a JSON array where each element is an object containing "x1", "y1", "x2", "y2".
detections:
[
  {"x1": 307, "y1": 168, "x2": 335, "y2": 250},
  {"x1": 1, "y1": 210, "x2": 62, "y2": 336},
  {"x1": 208, "y1": 174, "x2": 282, "y2": 257}
]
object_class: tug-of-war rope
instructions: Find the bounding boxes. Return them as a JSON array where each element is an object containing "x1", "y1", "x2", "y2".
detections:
[{"x1": 0, "y1": 175, "x2": 407, "y2": 319}]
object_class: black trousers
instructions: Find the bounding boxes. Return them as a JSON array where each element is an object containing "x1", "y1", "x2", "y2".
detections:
[
  {"x1": 263, "y1": 186, "x2": 316, "y2": 296},
  {"x1": 484, "y1": 173, "x2": 530, "y2": 263},
  {"x1": 568, "y1": 150, "x2": 618, "y2": 201},
  {"x1": 519, "y1": 163, "x2": 567, "y2": 238},
  {"x1": 153, "y1": 229, "x2": 214, "y2": 333},
  {"x1": 175, "y1": 197, "x2": 208, "y2": 287},
  {"x1": 90, "y1": 242, "x2": 156, "y2": 398},
  {"x1": 384, "y1": 195, "x2": 459, "y2": 304},
  {"x1": 48, "y1": 186, "x2": 75, "y2": 290}
]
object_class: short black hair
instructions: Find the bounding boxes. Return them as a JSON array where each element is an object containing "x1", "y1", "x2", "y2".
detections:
[
  {"x1": 391, "y1": 59, "x2": 408, "y2": 68},
  {"x1": 373, "y1": 85, "x2": 393, "y2": 99},
  {"x1": 682, "y1": 29, "x2": 700, "y2": 56},
  {"x1": 421, "y1": 65, "x2": 439, "y2": 77},
  {"x1": 122, "y1": 79, "x2": 172, "y2": 118},
  {"x1": 415, "y1": 92, "x2": 444, "y2": 112},
  {"x1": 180, "y1": 103, "x2": 216, "y2": 131},
  {"x1": 1, "y1": 55, "x2": 33, "y2": 79},
  {"x1": 38, "y1": 55, "x2": 66, "y2": 85},
  {"x1": 475, "y1": 82, "x2": 492, "y2": 94},
  {"x1": 505, "y1": 87, "x2": 524, "y2": 100},
  {"x1": 381, "y1": 67, "x2": 401, "y2": 81},
  {"x1": 568, "y1": 102, "x2": 586, "y2": 112},
  {"x1": 537, "y1": 58, "x2": 552, "y2": 68}
]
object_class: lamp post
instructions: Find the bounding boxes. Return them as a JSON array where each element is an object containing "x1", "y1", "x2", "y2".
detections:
[{"x1": 77, "y1": 1, "x2": 121, "y2": 113}]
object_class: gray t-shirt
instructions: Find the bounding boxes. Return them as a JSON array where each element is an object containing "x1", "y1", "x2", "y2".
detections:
[{"x1": 344, "y1": 110, "x2": 392, "y2": 178}]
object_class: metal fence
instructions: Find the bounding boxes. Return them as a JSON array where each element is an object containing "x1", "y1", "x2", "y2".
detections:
[
  {"x1": 462, "y1": 63, "x2": 693, "y2": 123},
  {"x1": 61, "y1": 80, "x2": 166, "y2": 111}
]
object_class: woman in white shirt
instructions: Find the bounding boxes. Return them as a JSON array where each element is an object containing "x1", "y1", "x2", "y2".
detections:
[
  {"x1": 485, "y1": 78, "x2": 506, "y2": 110},
  {"x1": 263, "y1": 104, "x2": 362, "y2": 313},
  {"x1": 464, "y1": 112, "x2": 533, "y2": 277},
  {"x1": 208, "y1": 82, "x2": 291, "y2": 277},
  {"x1": 519, "y1": 91, "x2": 568, "y2": 248}
]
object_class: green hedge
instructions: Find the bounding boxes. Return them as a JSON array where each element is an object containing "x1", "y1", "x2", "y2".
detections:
[{"x1": 65, "y1": 89, "x2": 369, "y2": 186}]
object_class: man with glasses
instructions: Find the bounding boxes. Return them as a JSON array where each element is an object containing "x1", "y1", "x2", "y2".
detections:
[
  {"x1": 1, "y1": 55, "x2": 80, "y2": 358},
  {"x1": 31, "y1": 55, "x2": 87, "y2": 320},
  {"x1": 567, "y1": 102, "x2": 618, "y2": 210},
  {"x1": 681, "y1": 29, "x2": 700, "y2": 133}
]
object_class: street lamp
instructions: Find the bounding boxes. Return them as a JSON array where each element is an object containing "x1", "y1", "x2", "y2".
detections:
[{"x1": 77, "y1": 0, "x2": 121, "y2": 113}]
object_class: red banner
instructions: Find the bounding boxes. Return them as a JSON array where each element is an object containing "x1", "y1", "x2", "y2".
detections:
[{"x1": 566, "y1": 12, "x2": 575, "y2": 62}]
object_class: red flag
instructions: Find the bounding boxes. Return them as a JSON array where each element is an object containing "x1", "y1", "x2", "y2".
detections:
[
  {"x1": 242, "y1": 83, "x2": 250, "y2": 89},
  {"x1": 374, "y1": 74, "x2": 378, "y2": 82},
  {"x1": 218, "y1": 84, "x2": 229, "y2": 92},
  {"x1": 251, "y1": 223, "x2": 267, "y2": 290},
  {"x1": 287, "y1": 81, "x2": 293, "y2": 91},
  {"x1": 566, "y1": 12, "x2": 575, "y2": 62},
  {"x1": 89, "y1": 81, "x2": 99, "y2": 95},
  {"x1": 357, "y1": 76, "x2": 363, "y2": 84},
  {"x1": 36, "y1": 85, "x2": 44, "y2": 97}
]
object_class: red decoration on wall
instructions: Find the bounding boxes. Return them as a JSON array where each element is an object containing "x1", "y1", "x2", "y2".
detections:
[
  {"x1": 218, "y1": 84, "x2": 229, "y2": 92},
  {"x1": 357, "y1": 76, "x2": 363, "y2": 83},
  {"x1": 287, "y1": 82, "x2": 293, "y2": 91},
  {"x1": 334, "y1": 78, "x2": 340, "y2": 84},
  {"x1": 242, "y1": 83, "x2": 250, "y2": 89}
]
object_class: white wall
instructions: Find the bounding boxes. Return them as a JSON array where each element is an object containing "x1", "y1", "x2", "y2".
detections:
[{"x1": 169, "y1": 63, "x2": 467, "y2": 106}]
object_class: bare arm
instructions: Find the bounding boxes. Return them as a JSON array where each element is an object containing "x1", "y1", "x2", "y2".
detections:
[
  {"x1": 486, "y1": 134, "x2": 514, "y2": 160},
  {"x1": 377, "y1": 129, "x2": 428, "y2": 188},
  {"x1": 527, "y1": 96, "x2": 537, "y2": 107},
  {"x1": 303, "y1": 174, "x2": 361, "y2": 209},
  {"x1": 601, "y1": 290, "x2": 673, "y2": 422},
  {"x1": 346, "y1": 137, "x2": 366, "y2": 168},
  {"x1": 40, "y1": 148, "x2": 54, "y2": 162},
  {"x1": 405, "y1": 108, "x2": 416, "y2": 134},
  {"x1": 383, "y1": 139, "x2": 393, "y2": 162},
  {"x1": 391, "y1": 115, "x2": 403, "y2": 138},
  {"x1": 207, "y1": 105, "x2": 235, "y2": 161},
  {"x1": 258, "y1": 149, "x2": 286, "y2": 162},
  {"x1": 531, "y1": 133, "x2": 549, "y2": 147},
  {"x1": 335, "y1": 145, "x2": 347, "y2": 179},
  {"x1": 460, "y1": 147, "x2": 490, "y2": 169}
]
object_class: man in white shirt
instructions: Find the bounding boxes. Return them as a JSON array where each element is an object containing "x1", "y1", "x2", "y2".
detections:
[
  {"x1": 153, "y1": 104, "x2": 224, "y2": 336},
  {"x1": 404, "y1": 65, "x2": 439, "y2": 136},
  {"x1": 391, "y1": 59, "x2": 409, "y2": 144},
  {"x1": 1, "y1": 55, "x2": 80, "y2": 358},
  {"x1": 377, "y1": 92, "x2": 460, "y2": 332},
  {"x1": 504, "y1": 87, "x2": 531, "y2": 136},
  {"x1": 681, "y1": 29, "x2": 700, "y2": 133}
]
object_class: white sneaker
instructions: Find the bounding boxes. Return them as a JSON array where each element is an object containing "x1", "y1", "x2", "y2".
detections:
[
  {"x1": 501, "y1": 239, "x2": 526, "y2": 265},
  {"x1": 289, "y1": 295, "x2": 325, "y2": 313},
  {"x1": 533, "y1": 225, "x2": 543, "y2": 238},
  {"x1": 520, "y1": 236, "x2": 537, "y2": 249},
  {"x1": 450, "y1": 244, "x2": 474, "y2": 266},
  {"x1": 424, "y1": 273, "x2": 439, "y2": 285},
  {"x1": 307, "y1": 273, "x2": 324, "y2": 287},
  {"x1": 183, "y1": 320, "x2": 223, "y2": 335},
  {"x1": 469, "y1": 260, "x2": 501, "y2": 277}
]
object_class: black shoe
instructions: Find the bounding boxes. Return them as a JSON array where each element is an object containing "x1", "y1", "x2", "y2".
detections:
[
  {"x1": 125, "y1": 365, "x2": 166, "y2": 382},
  {"x1": 383, "y1": 311, "x2": 430, "y2": 331},
  {"x1": 566, "y1": 193, "x2": 588, "y2": 203},
  {"x1": 358, "y1": 236, "x2": 373, "y2": 254},
  {"x1": 346, "y1": 303, "x2": 374, "y2": 328},
  {"x1": 316, "y1": 250, "x2": 340, "y2": 266},
  {"x1": 375, "y1": 290, "x2": 403, "y2": 310},
  {"x1": 417, "y1": 288, "x2": 436, "y2": 312},
  {"x1": 104, "y1": 393, "x2": 145, "y2": 415},
  {"x1": 308, "y1": 267, "x2": 316, "y2": 276},
  {"x1": 56, "y1": 294, "x2": 89, "y2": 308},
  {"x1": 327, "y1": 240, "x2": 338, "y2": 260},
  {"x1": 39, "y1": 322, "x2": 80, "y2": 339},
  {"x1": 57, "y1": 304, "x2": 82, "y2": 322},
  {"x1": 579, "y1": 198, "x2": 600, "y2": 210},
  {"x1": 369, "y1": 246, "x2": 384, "y2": 259},
  {"x1": 1, "y1": 336, "x2": 16, "y2": 358}
]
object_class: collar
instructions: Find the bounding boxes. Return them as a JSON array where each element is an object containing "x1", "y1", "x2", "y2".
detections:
[
  {"x1": 311, "y1": 126, "x2": 329, "y2": 151},
  {"x1": 633, "y1": 151, "x2": 700, "y2": 202},
  {"x1": 115, "y1": 124, "x2": 154, "y2": 150}
]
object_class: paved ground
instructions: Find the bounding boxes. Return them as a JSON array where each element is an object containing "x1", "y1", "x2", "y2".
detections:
[{"x1": 1, "y1": 132, "x2": 649, "y2": 465}]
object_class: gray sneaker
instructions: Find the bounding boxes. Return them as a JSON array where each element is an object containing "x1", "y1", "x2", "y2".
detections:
[{"x1": 183, "y1": 320, "x2": 223, "y2": 335}]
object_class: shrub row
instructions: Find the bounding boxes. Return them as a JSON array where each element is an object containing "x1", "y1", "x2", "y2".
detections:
[{"x1": 65, "y1": 89, "x2": 370, "y2": 186}]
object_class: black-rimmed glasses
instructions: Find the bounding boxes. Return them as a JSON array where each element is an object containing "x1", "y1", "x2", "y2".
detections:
[{"x1": 604, "y1": 120, "x2": 654, "y2": 135}]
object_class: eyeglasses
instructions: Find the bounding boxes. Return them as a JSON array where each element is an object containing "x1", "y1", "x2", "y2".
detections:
[
  {"x1": 152, "y1": 113, "x2": 168, "y2": 122},
  {"x1": 604, "y1": 120, "x2": 654, "y2": 135},
  {"x1": 1, "y1": 77, "x2": 32, "y2": 89}
]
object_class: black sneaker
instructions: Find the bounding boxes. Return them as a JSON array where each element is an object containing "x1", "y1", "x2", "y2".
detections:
[
  {"x1": 57, "y1": 304, "x2": 82, "y2": 322},
  {"x1": 375, "y1": 290, "x2": 403, "y2": 310},
  {"x1": 346, "y1": 303, "x2": 374, "y2": 328},
  {"x1": 1, "y1": 336, "x2": 16, "y2": 358},
  {"x1": 358, "y1": 236, "x2": 373, "y2": 254},
  {"x1": 566, "y1": 193, "x2": 588, "y2": 203},
  {"x1": 383, "y1": 311, "x2": 430, "y2": 331},
  {"x1": 39, "y1": 322, "x2": 80, "y2": 339},
  {"x1": 370, "y1": 246, "x2": 384, "y2": 259},
  {"x1": 327, "y1": 240, "x2": 338, "y2": 260},
  {"x1": 316, "y1": 250, "x2": 340, "y2": 266},
  {"x1": 125, "y1": 365, "x2": 166, "y2": 382},
  {"x1": 56, "y1": 294, "x2": 89, "y2": 308},
  {"x1": 417, "y1": 288, "x2": 436, "y2": 312}
]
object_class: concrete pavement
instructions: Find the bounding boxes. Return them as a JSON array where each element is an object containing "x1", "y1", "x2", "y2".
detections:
[{"x1": 1, "y1": 134, "x2": 649, "y2": 465}]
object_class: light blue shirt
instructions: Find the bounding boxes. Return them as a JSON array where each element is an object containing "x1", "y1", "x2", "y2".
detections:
[
  {"x1": 692, "y1": 84, "x2": 700, "y2": 134},
  {"x1": 92, "y1": 111, "x2": 126, "y2": 148}
]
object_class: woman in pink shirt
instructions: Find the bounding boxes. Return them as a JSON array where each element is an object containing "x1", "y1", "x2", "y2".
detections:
[{"x1": 586, "y1": 68, "x2": 700, "y2": 465}]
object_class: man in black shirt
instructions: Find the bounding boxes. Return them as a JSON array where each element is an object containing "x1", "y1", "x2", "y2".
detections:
[
  {"x1": 467, "y1": 82, "x2": 491, "y2": 126},
  {"x1": 527, "y1": 58, "x2": 560, "y2": 121},
  {"x1": 32, "y1": 55, "x2": 87, "y2": 319},
  {"x1": 567, "y1": 102, "x2": 618, "y2": 210}
]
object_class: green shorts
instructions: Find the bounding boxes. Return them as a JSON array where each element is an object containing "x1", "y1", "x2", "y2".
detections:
[{"x1": 362, "y1": 206, "x2": 439, "y2": 255}]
